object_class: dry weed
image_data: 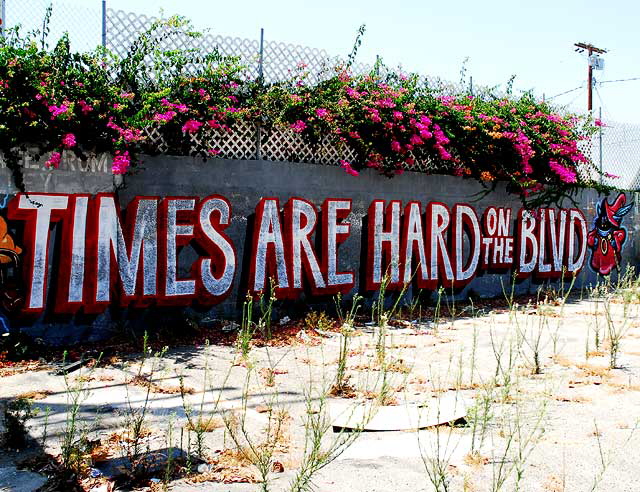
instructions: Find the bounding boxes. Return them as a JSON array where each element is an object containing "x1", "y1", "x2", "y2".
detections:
[
  {"x1": 127, "y1": 374, "x2": 194, "y2": 394},
  {"x1": 543, "y1": 474, "x2": 565, "y2": 492},
  {"x1": 575, "y1": 363, "x2": 611, "y2": 379},
  {"x1": 185, "y1": 416, "x2": 224, "y2": 432},
  {"x1": 554, "y1": 394, "x2": 592, "y2": 403},
  {"x1": 16, "y1": 390, "x2": 52, "y2": 400},
  {"x1": 463, "y1": 451, "x2": 488, "y2": 467}
]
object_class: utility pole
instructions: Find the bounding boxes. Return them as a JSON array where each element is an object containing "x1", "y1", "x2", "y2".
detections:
[
  {"x1": 574, "y1": 42, "x2": 607, "y2": 112},
  {"x1": 0, "y1": 0, "x2": 5, "y2": 38}
]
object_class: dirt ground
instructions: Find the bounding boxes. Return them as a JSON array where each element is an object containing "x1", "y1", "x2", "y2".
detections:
[{"x1": 1, "y1": 288, "x2": 640, "y2": 492}]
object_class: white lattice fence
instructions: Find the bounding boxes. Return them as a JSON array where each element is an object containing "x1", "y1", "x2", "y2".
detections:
[
  {"x1": 140, "y1": 121, "x2": 256, "y2": 160},
  {"x1": 105, "y1": 8, "x2": 374, "y2": 84},
  {"x1": 137, "y1": 119, "x2": 463, "y2": 172},
  {"x1": 106, "y1": 9, "x2": 261, "y2": 79},
  {"x1": 209, "y1": 122, "x2": 257, "y2": 160},
  {"x1": 261, "y1": 127, "x2": 318, "y2": 163},
  {"x1": 5, "y1": 0, "x2": 102, "y2": 52}
]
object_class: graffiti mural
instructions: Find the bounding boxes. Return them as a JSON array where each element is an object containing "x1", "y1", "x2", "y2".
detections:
[
  {"x1": 0, "y1": 191, "x2": 629, "y2": 322},
  {"x1": 587, "y1": 193, "x2": 633, "y2": 276},
  {"x1": 0, "y1": 196, "x2": 24, "y2": 333}
]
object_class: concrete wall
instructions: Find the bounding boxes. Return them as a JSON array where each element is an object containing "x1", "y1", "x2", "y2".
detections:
[{"x1": 1, "y1": 155, "x2": 638, "y2": 344}]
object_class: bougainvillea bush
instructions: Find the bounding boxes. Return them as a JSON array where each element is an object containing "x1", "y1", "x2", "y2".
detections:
[{"x1": 0, "y1": 16, "x2": 607, "y2": 206}]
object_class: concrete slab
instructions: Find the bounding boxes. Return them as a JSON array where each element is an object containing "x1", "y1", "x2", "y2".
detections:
[
  {"x1": 0, "y1": 466, "x2": 47, "y2": 492},
  {"x1": 0, "y1": 403, "x2": 6, "y2": 449},
  {"x1": 330, "y1": 394, "x2": 471, "y2": 431}
]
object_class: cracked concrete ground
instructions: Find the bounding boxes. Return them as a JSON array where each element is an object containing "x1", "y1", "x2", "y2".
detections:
[{"x1": 1, "y1": 293, "x2": 640, "y2": 492}]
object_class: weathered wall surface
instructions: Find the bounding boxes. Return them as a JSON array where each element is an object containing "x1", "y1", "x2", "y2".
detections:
[
  {"x1": 119, "y1": 156, "x2": 639, "y2": 300},
  {"x1": 0, "y1": 155, "x2": 638, "y2": 344}
]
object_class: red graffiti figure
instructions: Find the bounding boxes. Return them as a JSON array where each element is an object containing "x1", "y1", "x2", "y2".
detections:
[{"x1": 587, "y1": 193, "x2": 633, "y2": 275}]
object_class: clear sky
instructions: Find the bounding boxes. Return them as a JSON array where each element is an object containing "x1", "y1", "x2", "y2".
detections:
[{"x1": 10, "y1": 0, "x2": 640, "y2": 124}]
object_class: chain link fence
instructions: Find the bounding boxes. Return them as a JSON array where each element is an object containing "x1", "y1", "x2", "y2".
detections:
[
  {"x1": 3, "y1": 1, "x2": 640, "y2": 188},
  {"x1": 594, "y1": 121, "x2": 640, "y2": 190}
]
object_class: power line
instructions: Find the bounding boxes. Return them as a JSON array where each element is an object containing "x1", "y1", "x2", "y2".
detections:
[
  {"x1": 599, "y1": 77, "x2": 640, "y2": 85},
  {"x1": 560, "y1": 87, "x2": 587, "y2": 110},
  {"x1": 547, "y1": 84, "x2": 584, "y2": 100},
  {"x1": 594, "y1": 84, "x2": 609, "y2": 118}
]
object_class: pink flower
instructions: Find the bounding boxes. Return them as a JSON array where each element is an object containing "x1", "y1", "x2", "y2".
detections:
[
  {"x1": 45, "y1": 152, "x2": 62, "y2": 169},
  {"x1": 48, "y1": 104, "x2": 69, "y2": 118},
  {"x1": 339, "y1": 159, "x2": 359, "y2": 176},
  {"x1": 315, "y1": 108, "x2": 330, "y2": 119},
  {"x1": 78, "y1": 100, "x2": 94, "y2": 115},
  {"x1": 345, "y1": 87, "x2": 361, "y2": 99},
  {"x1": 594, "y1": 119, "x2": 605, "y2": 127},
  {"x1": 208, "y1": 149, "x2": 221, "y2": 155},
  {"x1": 152, "y1": 111, "x2": 177, "y2": 123},
  {"x1": 604, "y1": 172, "x2": 620, "y2": 179},
  {"x1": 549, "y1": 160, "x2": 577, "y2": 183},
  {"x1": 338, "y1": 71, "x2": 351, "y2": 82},
  {"x1": 182, "y1": 120, "x2": 203, "y2": 133},
  {"x1": 349, "y1": 131, "x2": 361, "y2": 139},
  {"x1": 432, "y1": 125, "x2": 450, "y2": 145},
  {"x1": 393, "y1": 111, "x2": 404, "y2": 121},
  {"x1": 112, "y1": 150, "x2": 130, "y2": 174},
  {"x1": 161, "y1": 99, "x2": 189, "y2": 112},
  {"x1": 435, "y1": 145, "x2": 452, "y2": 161},
  {"x1": 376, "y1": 98, "x2": 396, "y2": 108},
  {"x1": 391, "y1": 141, "x2": 402, "y2": 153},
  {"x1": 121, "y1": 129, "x2": 140, "y2": 142},
  {"x1": 290, "y1": 120, "x2": 307, "y2": 133},
  {"x1": 62, "y1": 133, "x2": 76, "y2": 148}
]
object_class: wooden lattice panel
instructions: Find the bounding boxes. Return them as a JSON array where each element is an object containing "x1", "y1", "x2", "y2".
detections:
[
  {"x1": 207, "y1": 121, "x2": 257, "y2": 160},
  {"x1": 261, "y1": 127, "x2": 317, "y2": 163},
  {"x1": 317, "y1": 137, "x2": 358, "y2": 166},
  {"x1": 142, "y1": 126, "x2": 168, "y2": 154}
]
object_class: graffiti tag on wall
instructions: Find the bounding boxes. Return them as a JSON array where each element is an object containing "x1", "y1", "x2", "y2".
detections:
[
  {"x1": 0, "y1": 192, "x2": 628, "y2": 316},
  {"x1": 587, "y1": 193, "x2": 633, "y2": 275}
]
